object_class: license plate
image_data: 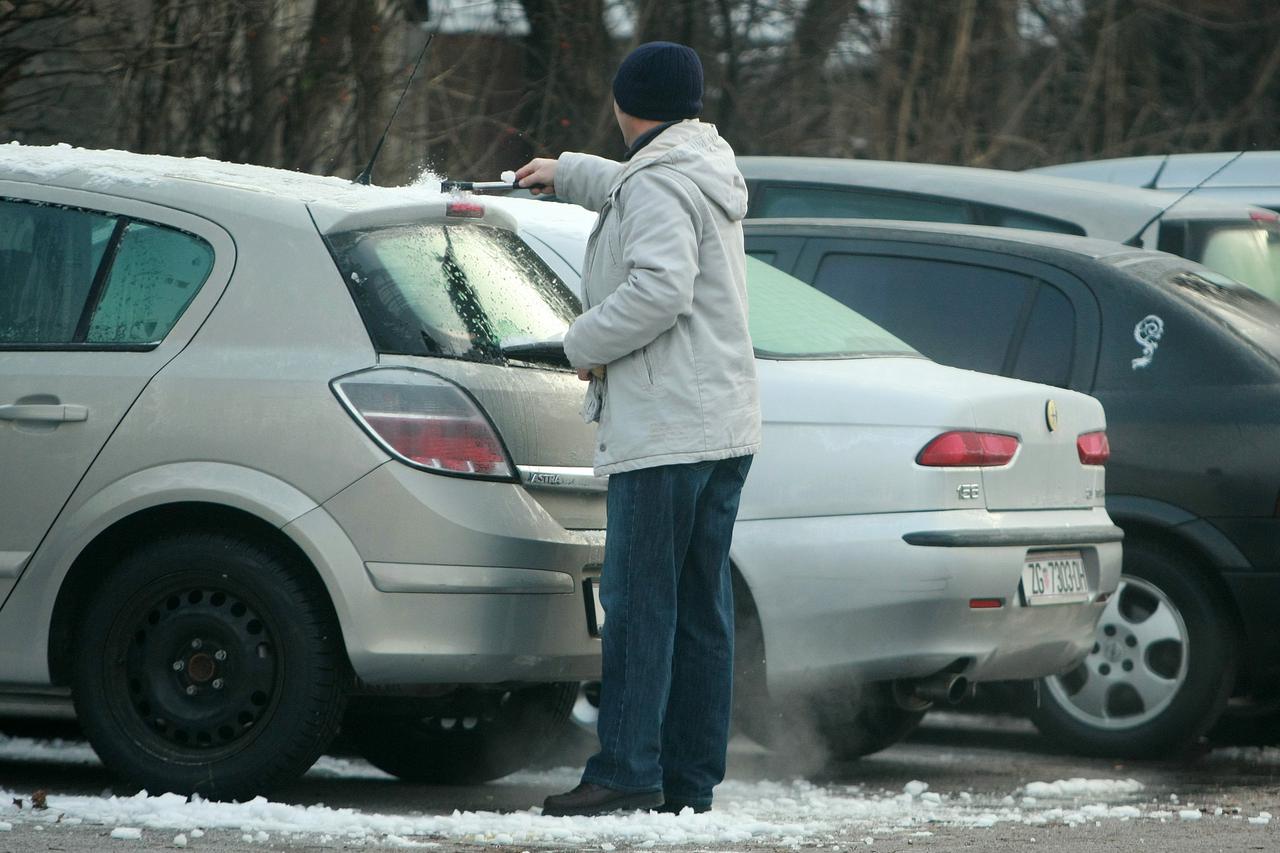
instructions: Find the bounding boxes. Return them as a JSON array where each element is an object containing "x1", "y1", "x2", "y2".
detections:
[
  {"x1": 584, "y1": 578, "x2": 606, "y2": 636},
  {"x1": 1022, "y1": 551, "x2": 1091, "y2": 606}
]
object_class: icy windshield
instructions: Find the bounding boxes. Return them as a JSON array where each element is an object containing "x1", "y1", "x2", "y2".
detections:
[
  {"x1": 325, "y1": 223, "x2": 579, "y2": 362},
  {"x1": 746, "y1": 256, "x2": 919, "y2": 359}
]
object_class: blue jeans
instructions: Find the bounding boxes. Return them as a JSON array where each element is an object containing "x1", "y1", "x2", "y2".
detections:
[{"x1": 581, "y1": 454, "x2": 753, "y2": 808}]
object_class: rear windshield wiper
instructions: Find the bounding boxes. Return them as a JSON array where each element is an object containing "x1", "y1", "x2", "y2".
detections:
[{"x1": 501, "y1": 340, "x2": 570, "y2": 368}]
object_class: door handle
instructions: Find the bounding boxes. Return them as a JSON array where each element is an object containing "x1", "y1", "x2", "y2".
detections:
[{"x1": 0, "y1": 404, "x2": 88, "y2": 423}]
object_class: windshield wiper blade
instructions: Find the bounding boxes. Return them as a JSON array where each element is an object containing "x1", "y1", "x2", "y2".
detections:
[{"x1": 501, "y1": 340, "x2": 570, "y2": 368}]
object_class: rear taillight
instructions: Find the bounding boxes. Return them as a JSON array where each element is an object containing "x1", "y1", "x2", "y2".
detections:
[
  {"x1": 1250, "y1": 210, "x2": 1279, "y2": 224},
  {"x1": 332, "y1": 368, "x2": 515, "y2": 480},
  {"x1": 917, "y1": 431, "x2": 1020, "y2": 467},
  {"x1": 1077, "y1": 431, "x2": 1110, "y2": 466},
  {"x1": 446, "y1": 199, "x2": 485, "y2": 218}
]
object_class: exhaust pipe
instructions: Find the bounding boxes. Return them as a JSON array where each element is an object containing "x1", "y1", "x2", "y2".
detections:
[{"x1": 894, "y1": 673, "x2": 971, "y2": 709}]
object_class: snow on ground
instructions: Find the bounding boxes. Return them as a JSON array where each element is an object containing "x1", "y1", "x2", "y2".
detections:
[
  {"x1": 1202, "y1": 745, "x2": 1280, "y2": 767},
  {"x1": 0, "y1": 733, "x2": 1272, "y2": 846},
  {"x1": 0, "y1": 734, "x2": 99, "y2": 766}
]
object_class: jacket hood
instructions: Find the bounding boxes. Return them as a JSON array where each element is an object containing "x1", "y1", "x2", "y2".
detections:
[{"x1": 617, "y1": 120, "x2": 748, "y2": 221}]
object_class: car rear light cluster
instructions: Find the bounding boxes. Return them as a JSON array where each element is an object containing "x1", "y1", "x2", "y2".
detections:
[
  {"x1": 1076, "y1": 431, "x2": 1110, "y2": 466},
  {"x1": 446, "y1": 199, "x2": 485, "y2": 218},
  {"x1": 917, "y1": 431, "x2": 1020, "y2": 467},
  {"x1": 332, "y1": 368, "x2": 515, "y2": 480}
]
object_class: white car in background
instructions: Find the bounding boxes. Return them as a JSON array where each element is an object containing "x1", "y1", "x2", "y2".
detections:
[
  {"x1": 1027, "y1": 151, "x2": 1280, "y2": 213},
  {"x1": 495, "y1": 198, "x2": 1124, "y2": 757},
  {"x1": 1027, "y1": 152, "x2": 1280, "y2": 293}
]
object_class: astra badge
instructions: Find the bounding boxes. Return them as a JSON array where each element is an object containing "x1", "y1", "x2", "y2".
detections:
[{"x1": 1045, "y1": 399, "x2": 1059, "y2": 432}]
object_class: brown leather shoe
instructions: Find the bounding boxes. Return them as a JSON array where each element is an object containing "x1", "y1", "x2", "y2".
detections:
[{"x1": 542, "y1": 782, "x2": 664, "y2": 817}]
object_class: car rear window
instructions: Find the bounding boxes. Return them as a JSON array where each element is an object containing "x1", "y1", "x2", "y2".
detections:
[
  {"x1": 325, "y1": 222, "x2": 580, "y2": 362},
  {"x1": 1124, "y1": 259, "x2": 1280, "y2": 365},
  {"x1": 1189, "y1": 223, "x2": 1280, "y2": 302},
  {"x1": 1168, "y1": 269, "x2": 1280, "y2": 363},
  {"x1": 746, "y1": 256, "x2": 918, "y2": 359}
]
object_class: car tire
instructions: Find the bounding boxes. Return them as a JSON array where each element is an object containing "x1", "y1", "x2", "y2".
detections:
[
  {"x1": 72, "y1": 532, "x2": 346, "y2": 799},
  {"x1": 344, "y1": 682, "x2": 578, "y2": 784},
  {"x1": 1207, "y1": 704, "x2": 1280, "y2": 746},
  {"x1": 731, "y1": 574, "x2": 778, "y2": 748},
  {"x1": 1031, "y1": 539, "x2": 1236, "y2": 757}
]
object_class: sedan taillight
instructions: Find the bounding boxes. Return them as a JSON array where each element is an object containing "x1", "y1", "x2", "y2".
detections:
[
  {"x1": 332, "y1": 368, "x2": 515, "y2": 480},
  {"x1": 917, "y1": 431, "x2": 1020, "y2": 467},
  {"x1": 1077, "y1": 431, "x2": 1110, "y2": 466}
]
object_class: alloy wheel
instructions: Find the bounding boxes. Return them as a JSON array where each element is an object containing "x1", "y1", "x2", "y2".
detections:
[{"x1": 1044, "y1": 576, "x2": 1190, "y2": 729}]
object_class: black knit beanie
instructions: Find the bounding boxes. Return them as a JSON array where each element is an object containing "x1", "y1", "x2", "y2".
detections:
[{"x1": 612, "y1": 41, "x2": 704, "y2": 121}]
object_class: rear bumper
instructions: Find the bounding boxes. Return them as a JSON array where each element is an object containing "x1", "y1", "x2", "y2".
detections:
[
  {"x1": 284, "y1": 462, "x2": 605, "y2": 686},
  {"x1": 732, "y1": 507, "x2": 1122, "y2": 694},
  {"x1": 903, "y1": 525, "x2": 1124, "y2": 547}
]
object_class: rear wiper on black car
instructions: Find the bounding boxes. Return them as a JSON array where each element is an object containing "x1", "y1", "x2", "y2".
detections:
[{"x1": 501, "y1": 340, "x2": 571, "y2": 368}]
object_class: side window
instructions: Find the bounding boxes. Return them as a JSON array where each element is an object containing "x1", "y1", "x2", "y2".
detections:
[
  {"x1": 0, "y1": 199, "x2": 114, "y2": 344},
  {"x1": 88, "y1": 222, "x2": 214, "y2": 344},
  {"x1": 0, "y1": 197, "x2": 213, "y2": 348},
  {"x1": 979, "y1": 207, "x2": 1086, "y2": 236},
  {"x1": 1011, "y1": 284, "x2": 1075, "y2": 387},
  {"x1": 812, "y1": 253, "x2": 1035, "y2": 374},
  {"x1": 755, "y1": 185, "x2": 971, "y2": 224},
  {"x1": 747, "y1": 250, "x2": 777, "y2": 265}
]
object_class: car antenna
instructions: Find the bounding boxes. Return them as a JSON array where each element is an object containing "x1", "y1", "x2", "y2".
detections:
[
  {"x1": 1123, "y1": 150, "x2": 1246, "y2": 247},
  {"x1": 352, "y1": 32, "x2": 435, "y2": 186},
  {"x1": 1140, "y1": 154, "x2": 1170, "y2": 189}
]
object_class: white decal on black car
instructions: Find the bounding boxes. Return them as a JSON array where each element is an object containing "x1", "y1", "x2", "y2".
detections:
[{"x1": 1131, "y1": 314, "x2": 1164, "y2": 370}]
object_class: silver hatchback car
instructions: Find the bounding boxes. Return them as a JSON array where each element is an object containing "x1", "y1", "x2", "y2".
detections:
[{"x1": 0, "y1": 146, "x2": 605, "y2": 798}]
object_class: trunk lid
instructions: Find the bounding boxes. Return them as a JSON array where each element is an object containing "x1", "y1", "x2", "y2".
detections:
[
  {"x1": 315, "y1": 210, "x2": 605, "y2": 529},
  {"x1": 379, "y1": 355, "x2": 604, "y2": 529},
  {"x1": 969, "y1": 377, "x2": 1106, "y2": 511}
]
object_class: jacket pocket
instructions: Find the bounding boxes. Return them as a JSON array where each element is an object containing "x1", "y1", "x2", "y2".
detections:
[{"x1": 641, "y1": 345, "x2": 655, "y2": 385}]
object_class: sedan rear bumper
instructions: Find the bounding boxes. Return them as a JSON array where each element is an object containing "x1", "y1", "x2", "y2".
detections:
[
  {"x1": 902, "y1": 525, "x2": 1124, "y2": 547},
  {"x1": 732, "y1": 507, "x2": 1122, "y2": 695}
]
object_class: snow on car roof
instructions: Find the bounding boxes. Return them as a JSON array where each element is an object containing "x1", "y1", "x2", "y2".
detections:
[
  {"x1": 0, "y1": 142, "x2": 528, "y2": 232},
  {"x1": 0, "y1": 142, "x2": 419, "y2": 203}
]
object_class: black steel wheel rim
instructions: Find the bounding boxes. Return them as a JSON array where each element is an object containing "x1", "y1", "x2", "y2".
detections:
[{"x1": 104, "y1": 575, "x2": 284, "y2": 759}]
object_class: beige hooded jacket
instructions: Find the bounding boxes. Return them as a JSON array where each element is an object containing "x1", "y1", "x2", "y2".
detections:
[{"x1": 558, "y1": 119, "x2": 762, "y2": 475}]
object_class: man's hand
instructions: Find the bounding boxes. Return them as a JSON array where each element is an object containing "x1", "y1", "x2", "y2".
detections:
[
  {"x1": 577, "y1": 366, "x2": 606, "y2": 381},
  {"x1": 515, "y1": 158, "x2": 558, "y2": 196}
]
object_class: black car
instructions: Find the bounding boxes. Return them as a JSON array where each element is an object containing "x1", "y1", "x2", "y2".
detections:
[{"x1": 745, "y1": 219, "x2": 1280, "y2": 757}]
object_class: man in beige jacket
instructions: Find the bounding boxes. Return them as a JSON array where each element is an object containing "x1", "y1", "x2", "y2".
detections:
[{"x1": 516, "y1": 41, "x2": 761, "y2": 817}]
